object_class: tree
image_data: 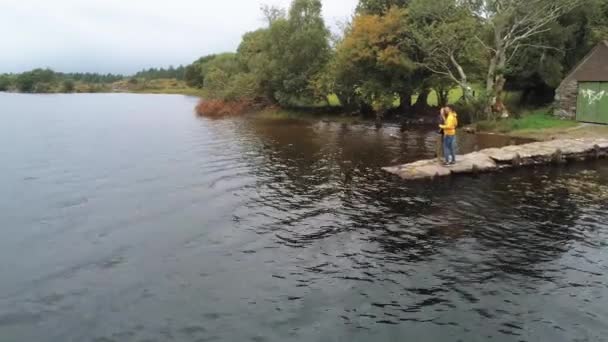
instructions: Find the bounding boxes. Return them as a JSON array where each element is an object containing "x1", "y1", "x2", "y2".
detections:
[
  {"x1": 237, "y1": 29, "x2": 275, "y2": 101},
  {"x1": 332, "y1": 6, "x2": 419, "y2": 116},
  {"x1": 267, "y1": 0, "x2": 331, "y2": 105},
  {"x1": 0, "y1": 74, "x2": 11, "y2": 91},
  {"x1": 15, "y1": 68, "x2": 56, "y2": 92},
  {"x1": 62, "y1": 79, "x2": 75, "y2": 92},
  {"x1": 185, "y1": 55, "x2": 217, "y2": 88},
  {"x1": 356, "y1": 0, "x2": 410, "y2": 14},
  {"x1": 409, "y1": 0, "x2": 483, "y2": 103},
  {"x1": 261, "y1": 4, "x2": 286, "y2": 25},
  {"x1": 468, "y1": 0, "x2": 584, "y2": 117}
]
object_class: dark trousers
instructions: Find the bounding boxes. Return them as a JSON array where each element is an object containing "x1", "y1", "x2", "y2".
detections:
[{"x1": 443, "y1": 135, "x2": 456, "y2": 163}]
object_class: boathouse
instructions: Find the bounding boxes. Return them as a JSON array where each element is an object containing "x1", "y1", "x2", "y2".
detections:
[{"x1": 555, "y1": 40, "x2": 608, "y2": 124}]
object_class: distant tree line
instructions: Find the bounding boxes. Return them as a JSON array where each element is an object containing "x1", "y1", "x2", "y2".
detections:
[
  {"x1": 187, "y1": 0, "x2": 608, "y2": 120},
  {"x1": 134, "y1": 65, "x2": 186, "y2": 81},
  {"x1": 0, "y1": 65, "x2": 189, "y2": 93},
  {"x1": 0, "y1": 69, "x2": 123, "y2": 93}
]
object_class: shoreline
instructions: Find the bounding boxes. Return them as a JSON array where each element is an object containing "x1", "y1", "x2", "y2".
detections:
[
  {"x1": 5, "y1": 89, "x2": 605, "y2": 140},
  {"x1": 0, "y1": 89, "x2": 204, "y2": 97}
]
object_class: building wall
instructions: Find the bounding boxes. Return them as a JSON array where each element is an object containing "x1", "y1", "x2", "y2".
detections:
[
  {"x1": 554, "y1": 80, "x2": 578, "y2": 118},
  {"x1": 554, "y1": 41, "x2": 608, "y2": 119}
]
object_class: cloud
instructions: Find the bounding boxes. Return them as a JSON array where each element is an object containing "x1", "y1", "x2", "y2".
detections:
[{"x1": 0, "y1": 0, "x2": 357, "y2": 74}]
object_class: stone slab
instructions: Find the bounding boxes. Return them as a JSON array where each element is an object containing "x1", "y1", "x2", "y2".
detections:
[{"x1": 383, "y1": 138, "x2": 608, "y2": 181}]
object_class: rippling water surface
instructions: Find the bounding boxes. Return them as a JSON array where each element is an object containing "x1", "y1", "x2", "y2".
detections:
[{"x1": 1, "y1": 93, "x2": 607, "y2": 342}]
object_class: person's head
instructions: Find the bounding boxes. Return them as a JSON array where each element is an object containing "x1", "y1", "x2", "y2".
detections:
[{"x1": 446, "y1": 105, "x2": 455, "y2": 114}]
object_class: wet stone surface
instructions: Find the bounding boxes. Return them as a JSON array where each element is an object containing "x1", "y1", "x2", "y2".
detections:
[{"x1": 384, "y1": 138, "x2": 608, "y2": 180}]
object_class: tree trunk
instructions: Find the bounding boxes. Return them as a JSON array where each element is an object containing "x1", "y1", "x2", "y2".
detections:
[
  {"x1": 485, "y1": 27, "x2": 508, "y2": 119},
  {"x1": 435, "y1": 88, "x2": 449, "y2": 107},
  {"x1": 398, "y1": 90, "x2": 413, "y2": 115},
  {"x1": 485, "y1": 54, "x2": 499, "y2": 119},
  {"x1": 413, "y1": 88, "x2": 430, "y2": 110},
  {"x1": 449, "y1": 53, "x2": 472, "y2": 104},
  {"x1": 491, "y1": 48, "x2": 508, "y2": 118},
  {"x1": 359, "y1": 101, "x2": 374, "y2": 117}
]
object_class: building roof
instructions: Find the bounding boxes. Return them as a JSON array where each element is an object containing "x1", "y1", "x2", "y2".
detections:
[{"x1": 560, "y1": 40, "x2": 608, "y2": 85}]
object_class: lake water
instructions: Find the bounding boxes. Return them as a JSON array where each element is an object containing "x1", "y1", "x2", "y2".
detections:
[{"x1": 1, "y1": 93, "x2": 607, "y2": 342}]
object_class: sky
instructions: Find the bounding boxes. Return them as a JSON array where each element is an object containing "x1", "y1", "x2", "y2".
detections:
[{"x1": 0, "y1": 0, "x2": 358, "y2": 75}]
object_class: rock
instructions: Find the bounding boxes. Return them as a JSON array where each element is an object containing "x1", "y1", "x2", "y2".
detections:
[
  {"x1": 479, "y1": 148, "x2": 519, "y2": 164},
  {"x1": 444, "y1": 153, "x2": 497, "y2": 174},
  {"x1": 384, "y1": 160, "x2": 451, "y2": 180},
  {"x1": 400, "y1": 164, "x2": 451, "y2": 180}
]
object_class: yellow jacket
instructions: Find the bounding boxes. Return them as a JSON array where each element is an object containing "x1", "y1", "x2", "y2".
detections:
[{"x1": 440, "y1": 112, "x2": 458, "y2": 136}]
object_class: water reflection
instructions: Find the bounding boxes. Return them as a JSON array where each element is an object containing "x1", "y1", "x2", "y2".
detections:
[{"x1": 222, "y1": 116, "x2": 607, "y2": 340}]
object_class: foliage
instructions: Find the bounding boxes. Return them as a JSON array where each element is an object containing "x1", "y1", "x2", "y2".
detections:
[
  {"x1": 15, "y1": 68, "x2": 55, "y2": 92},
  {"x1": 408, "y1": 0, "x2": 484, "y2": 101},
  {"x1": 331, "y1": 6, "x2": 418, "y2": 113},
  {"x1": 506, "y1": 0, "x2": 608, "y2": 105},
  {"x1": 268, "y1": 0, "x2": 331, "y2": 105},
  {"x1": 62, "y1": 79, "x2": 75, "y2": 92},
  {"x1": 0, "y1": 74, "x2": 12, "y2": 91},
  {"x1": 134, "y1": 65, "x2": 186, "y2": 80},
  {"x1": 468, "y1": 0, "x2": 585, "y2": 117},
  {"x1": 185, "y1": 0, "x2": 606, "y2": 121},
  {"x1": 184, "y1": 55, "x2": 218, "y2": 88},
  {"x1": 356, "y1": 0, "x2": 409, "y2": 14},
  {"x1": 196, "y1": 0, "x2": 331, "y2": 110},
  {"x1": 59, "y1": 72, "x2": 122, "y2": 83}
]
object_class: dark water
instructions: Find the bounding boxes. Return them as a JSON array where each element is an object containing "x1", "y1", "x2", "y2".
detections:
[{"x1": 1, "y1": 93, "x2": 607, "y2": 342}]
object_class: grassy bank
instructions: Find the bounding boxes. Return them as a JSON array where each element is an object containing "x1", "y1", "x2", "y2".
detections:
[{"x1": 474, "y1": 108, "x2": 608, "y2": 140}]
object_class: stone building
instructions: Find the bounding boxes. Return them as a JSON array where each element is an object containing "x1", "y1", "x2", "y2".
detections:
[{"x1": 554, "y1": 40, "x2": 608, "y2": 124}]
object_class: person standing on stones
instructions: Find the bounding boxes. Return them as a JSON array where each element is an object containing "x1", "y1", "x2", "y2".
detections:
[
  {"x1": 436, "y1": 107, "x2": 447, "y2": 162},
  {"x1": 439, "y1": 106, "x2": 458, "y2": 165}
]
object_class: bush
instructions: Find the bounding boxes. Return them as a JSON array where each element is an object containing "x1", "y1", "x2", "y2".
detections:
[
  {"x1": 62, "y1": 80, "x2": 75, "y2": 92},
  {"x1": 0, "y1": 75, "x2": 11, "y2": 91},
  {"x1": 195, "y1": 99, "x2": 254, "y2": 118},
  {"x1": 454, "y1": 97, "x2": 486, "y2": 124}
]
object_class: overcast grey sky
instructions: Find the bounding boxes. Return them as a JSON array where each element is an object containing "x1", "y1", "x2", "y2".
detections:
[{"x1": 0, "y1": 0, "x2": 357, "y2": 74}]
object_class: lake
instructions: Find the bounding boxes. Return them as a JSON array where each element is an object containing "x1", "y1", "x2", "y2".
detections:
[{"x1": 1, "y1": 93, "x2": 607, "y2": 342}]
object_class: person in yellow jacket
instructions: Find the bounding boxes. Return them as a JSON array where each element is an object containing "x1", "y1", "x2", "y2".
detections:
[{"x1": 439, "y1": 106, "x2": 458, "y2": 165}]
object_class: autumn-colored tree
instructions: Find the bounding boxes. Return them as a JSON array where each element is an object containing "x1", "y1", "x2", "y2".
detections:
[{"x1": 332, "y1": 6, "x2": 418, "y2": 117}]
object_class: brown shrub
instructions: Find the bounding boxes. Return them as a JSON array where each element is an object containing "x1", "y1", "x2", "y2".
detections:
[{"x1": 195, "y1": 99, "x2": 255, "y2": 118}]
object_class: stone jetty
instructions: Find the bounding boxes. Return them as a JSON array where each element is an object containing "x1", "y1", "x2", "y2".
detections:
[{"x1": 383, "y1": 138, "x2": 608, "y2": 180}]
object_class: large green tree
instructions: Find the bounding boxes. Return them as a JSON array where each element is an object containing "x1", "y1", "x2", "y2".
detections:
[
  {"x1": 268, "y1": 0, "x2": 331, "y2": 105},
  {"x1": 408, "y1": 0, "x2": 484, "y2": 103},
  {"x1": 467, "y1": 0, "x2": 584, "y2": 117},
  {"x1": 15, "y1": 68, "x2": 56, "y2": 92},
  {"x1": 0, "y1": 74, "x2": 11, "y2": 91},
  {"x1": 184, "y1": 55, "x2": 218, "y2": 88},
  {"x1": 356, "y1": 0, "x2": 410, "y2": 14},
  {"x1": 506, "y1": 0, "x2": 608, "y2": 105}
]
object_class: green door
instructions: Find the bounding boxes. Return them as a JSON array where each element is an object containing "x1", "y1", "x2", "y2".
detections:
[
  {"x1": 601, "y1": 82, "x2": 608, "y2": 123},
  {"x1": 577, "y1": 82, "x2": 608, "y2": 124}
]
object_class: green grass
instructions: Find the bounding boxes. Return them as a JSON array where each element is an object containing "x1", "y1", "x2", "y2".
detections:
[
  {"x1": 476, "y1": 108, "x2": 578, "y2": 133},
  {"x1": 327, "y1": 94, "x2": 341, "y2": 107},
  {"x1": 414, "y1": 87, "x2": 467, "y2": 106}
]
